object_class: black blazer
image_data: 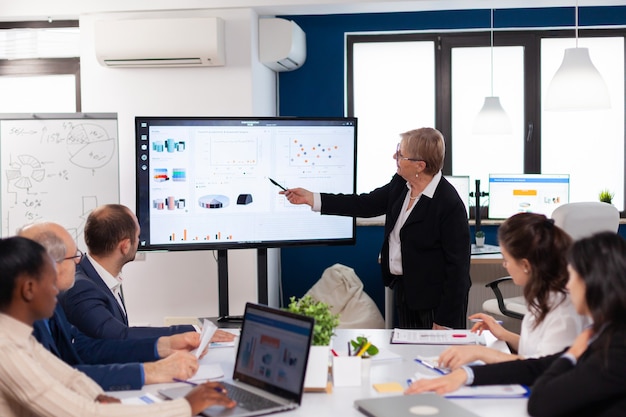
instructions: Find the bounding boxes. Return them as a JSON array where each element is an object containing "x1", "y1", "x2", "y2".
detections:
[
  {"x1": 471, "y1": 327, "x2": 626, "y2": 417},
  {"x1": 321, "y1": 174, "x2": 471, "y2": 328}
]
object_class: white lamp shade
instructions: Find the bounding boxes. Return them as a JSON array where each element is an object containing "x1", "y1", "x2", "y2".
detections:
[
  {"x1": 545, "y1": 47, "x2": 611, "y2": 111},
  {"x1": 473, "y1": 96, "x2": 512, "y2": 134}
]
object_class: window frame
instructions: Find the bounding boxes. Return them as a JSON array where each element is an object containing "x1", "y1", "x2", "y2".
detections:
[
  {"x1": 0, "y1": 20, "x2": 81, "y2": 111},
  {"x1": 347, "y1": 28, "x2": 626, "y2": 214}
]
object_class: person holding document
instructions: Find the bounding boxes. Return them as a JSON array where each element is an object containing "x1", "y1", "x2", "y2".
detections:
[
  {"x1": 283, "y1": 127, "x2": 470, "y2": 329},
  {"x1": 406, "y1": 232, "x2": 626, "y2": 417},
  {"x1": 438, "y1": 213, "x2": 590, "y2": 369},
  {"x1": 0, "y1": 236, "x2": 236, "y2": 417}
]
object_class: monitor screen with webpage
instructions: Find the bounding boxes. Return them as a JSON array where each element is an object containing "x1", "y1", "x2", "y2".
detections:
[
  {"x1": 444, "y1": 175, "x2": 470, "y2": 218},
  {"x1": 488, "y1": 173, "x2": 570, "y2": 219},
  {"x1": 135, "y1": 116, "x2": 357, "y2": 251}
]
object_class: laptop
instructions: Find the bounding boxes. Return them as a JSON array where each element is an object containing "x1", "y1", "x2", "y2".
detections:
[
  {"x1": 355, "y1": 393, "x2": 480, "y2": 417},
  {"x1": 160, "y1": 302, "x2": 314, "y2": 417}
]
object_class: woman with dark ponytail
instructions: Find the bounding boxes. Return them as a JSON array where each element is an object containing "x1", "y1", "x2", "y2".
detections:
[
  {"x1": 437, "y1": 212, "x2": 590, "y2": 369},
  {"x1": 407, "y1": 231, "x2": 626, "y2": 417}
]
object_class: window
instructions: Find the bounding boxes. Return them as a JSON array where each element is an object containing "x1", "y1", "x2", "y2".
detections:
[
  {"x1": 0, "y1": 21, "x2": 80, "y2": 112},
  {"x1": 348, "y1": 29, "x2": 626, "y2": 215}
]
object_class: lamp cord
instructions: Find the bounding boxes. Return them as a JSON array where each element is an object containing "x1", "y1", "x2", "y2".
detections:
[{"x1": 490, "y1": 8, "x2": 494, "y2": 96}]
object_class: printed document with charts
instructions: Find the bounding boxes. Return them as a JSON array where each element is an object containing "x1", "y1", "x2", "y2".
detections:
[{"x1": 390, "y1": 329, "x2": 485, "y2": 345}]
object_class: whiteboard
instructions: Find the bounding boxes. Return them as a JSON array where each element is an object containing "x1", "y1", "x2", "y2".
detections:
[{"x1": 0, "y1": 113, "x2": 119, "y2": 248}]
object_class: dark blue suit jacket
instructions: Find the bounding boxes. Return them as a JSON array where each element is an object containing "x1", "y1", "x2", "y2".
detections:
[
  {"x1": 33, "y1": 304, "x2": 159, "y2": 391},
  {"x1": 59, "y1": 256, "x2": 195, "y2": 339}
]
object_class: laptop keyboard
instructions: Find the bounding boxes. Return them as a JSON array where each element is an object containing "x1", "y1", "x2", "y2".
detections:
[{"x1": 221, "y1": 382, "x2": 283, "y2": 411}]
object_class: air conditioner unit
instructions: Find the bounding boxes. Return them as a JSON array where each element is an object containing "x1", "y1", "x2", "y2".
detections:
[
  {"x1": 259, "y1": 18, "x2": 306, "y2": 72},
  {"x1": 95, "y1": 17, "x2": 225, "y2": 68}
]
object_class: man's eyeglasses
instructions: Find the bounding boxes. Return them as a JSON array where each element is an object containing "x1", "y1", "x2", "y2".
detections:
[
  {"x1": 396, "y1": 143, "x2": 426, "y2": 164},
  {"x1": 61, "y1": 249, "x2": 84, "y2": 265}
]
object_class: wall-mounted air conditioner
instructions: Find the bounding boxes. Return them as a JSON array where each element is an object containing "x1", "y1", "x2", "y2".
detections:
[
  {"x1": 95, "y1": 17, "x2": 225, "y2": 68},
  {"x1": 259, "y1": 18, "x2": 306, "y2": 72}
]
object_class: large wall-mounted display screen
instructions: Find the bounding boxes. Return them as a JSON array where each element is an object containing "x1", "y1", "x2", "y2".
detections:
[
  {"x1": 488, "y1": 173, "x2": 570, "y2": 219},
  {"x1": 135, "y1": 117, "x2": 357, "y2": 251}
]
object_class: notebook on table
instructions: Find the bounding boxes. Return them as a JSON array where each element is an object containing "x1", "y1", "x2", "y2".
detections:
[
  {"x1": 160, "y1": 302, "x2": 314, "y2": 417},
  {"x1": 355, "y1": 393, "x2": 480, "y2": 417}
]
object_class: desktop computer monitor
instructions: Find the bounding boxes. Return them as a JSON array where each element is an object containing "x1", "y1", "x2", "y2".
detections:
[
  {"x1": 444, "y1": 175, "x2": 470, "y2": 218},
  {"x1": 488, "y1": 173, "x2": 570, "y2": 219}
]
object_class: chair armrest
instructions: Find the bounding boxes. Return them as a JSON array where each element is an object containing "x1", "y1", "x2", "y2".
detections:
[{"x1": 484, "y1": 276, "x2": 525, "y2": 320}]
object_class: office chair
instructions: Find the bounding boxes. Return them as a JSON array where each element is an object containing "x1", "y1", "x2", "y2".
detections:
[{"x1": 482, "y1": 202, "x2": 620, "y2": 320}]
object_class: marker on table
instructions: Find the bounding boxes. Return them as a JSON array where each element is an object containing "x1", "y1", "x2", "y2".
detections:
[
  {"x1": 268, "y1": 177, "x2": 287, "y2": 191},
  {"x1": 414, "y1": 358, "x2": 448, "y2": 375},
  {"x1": 470, "y1": 318, "x2": 504, "y2": 324},
  {"x1": 173, "y1": 378, "x2": 225, "y2": 393}
]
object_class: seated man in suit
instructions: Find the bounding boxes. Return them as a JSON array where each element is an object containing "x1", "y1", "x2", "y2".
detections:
[
  {"x1": 59, "y1": 204, "x2": 234, "y2": 341},
  {"x1": 0, "y1": 235, "x2": 235, "y2": 417},
  {"x1": 20, "y1": 222, "x2": 203, "y2": 391}
]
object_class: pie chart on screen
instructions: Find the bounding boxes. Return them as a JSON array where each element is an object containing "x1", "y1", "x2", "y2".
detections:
[{"x1": 199, "y1": 195, "x2": 229, "y2": 209}]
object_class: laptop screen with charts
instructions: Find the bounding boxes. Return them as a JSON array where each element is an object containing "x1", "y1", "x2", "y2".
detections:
[
  {"x1": 355, "y1": 393, "x2": 480, "y2": 417},
  {"x1": 160, "y1": 303, "x2": 314, "y2": 417}
]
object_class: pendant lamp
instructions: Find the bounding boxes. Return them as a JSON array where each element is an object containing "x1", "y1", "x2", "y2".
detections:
[
  {"x1": 545, "y1": 1, "x2": 610, "y2": 111},
  {"x1": 473, "y1": 9, "x2": 511, "y2": 135}
]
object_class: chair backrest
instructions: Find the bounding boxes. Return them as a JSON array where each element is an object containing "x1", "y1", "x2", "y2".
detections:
[{"x1": 551, "y1": 202, "x2": 619, "y2": 240}]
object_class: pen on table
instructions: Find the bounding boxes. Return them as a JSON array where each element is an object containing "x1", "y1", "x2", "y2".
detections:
[
  {"x1": 268, "y1": 177, "x2": 287, "y2": 191},
  {"x1": 470, "y1": 318, "x2": 504, "y2": 324},
  {"x1": 173, "y1": 378, "x2": 225, "y2": 393},
  {"x1": 414, "y1": 358, "x2": 448, "y2": 375},
  {"x1": 355, "y1": 341, "x2": 371, "y2": 357}
]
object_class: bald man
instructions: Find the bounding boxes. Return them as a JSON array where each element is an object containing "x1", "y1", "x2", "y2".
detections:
[{"x1": 20, "y1": 222, "x2": 201, "y2": 391}]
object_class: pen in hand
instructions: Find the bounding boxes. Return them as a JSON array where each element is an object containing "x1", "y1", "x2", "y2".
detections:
[
  {"x1": 268, "y1": 177, "x2": 287, "y2": 191},
  {"x1": 173, "y1": 378, "x2": 225, "y2": 393}
]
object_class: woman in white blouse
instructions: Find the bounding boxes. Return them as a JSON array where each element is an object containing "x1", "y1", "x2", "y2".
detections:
[{"x1": 437, "y1": 212, "x2": 590, "y2": 369}]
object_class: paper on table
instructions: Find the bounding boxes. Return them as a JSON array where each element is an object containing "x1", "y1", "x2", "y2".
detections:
[
  {"x1": 194, "y1": 319, "x2": 217, "y2": 358},
  {"x1": 445, "y1": 384, "x2": 529, "y2": 398},
  {"x1": 391, "y1": 329, "x2": 485, "y2": 345},
  {"x1": 209, "y1": 329, "x2": 240, "y2": 349},
  {"x1": 121, "y1": 393, "x2": 163, "y2": 405},
  {"x1": 189, "y1": 363, "x2": 224, "y2": 382}
]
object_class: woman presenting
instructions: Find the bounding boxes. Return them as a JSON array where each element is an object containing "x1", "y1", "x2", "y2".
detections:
[{"x1": 283, "y1": 127, "x2": 470, "y2": 329}]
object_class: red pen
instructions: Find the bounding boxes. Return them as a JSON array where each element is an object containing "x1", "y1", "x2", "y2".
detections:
[
  {"x1": 331, "y1": 349, "x2": 340, "y2": 357},
  {"x1": 452, "y1": 334, "x2": 467, "y2": 338}
]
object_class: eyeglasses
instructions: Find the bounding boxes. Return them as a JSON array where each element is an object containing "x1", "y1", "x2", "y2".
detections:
[
  {"x1": 396, "y1": 143, "x2": 426, "y2": 164},
  {"x1": 61, "y1": 249, "x2": 84, "y2": 265}
]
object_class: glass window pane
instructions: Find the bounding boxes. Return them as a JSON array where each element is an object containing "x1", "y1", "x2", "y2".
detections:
[
  {"x1": 451, "y1": 46, "x2": 525, "y2": 197},
  {"x1": 541, "y1": 37, "x2": 624, "y2": 211},
  {"x1": 352, "y1": 41, "x2": 435, "y2": 194},
  {"x1": 0, "y1": 74, "x2": 76, "y2": 112},
  {"x1": 0, "y1": 28, "x2": 80, "y2": 59}
]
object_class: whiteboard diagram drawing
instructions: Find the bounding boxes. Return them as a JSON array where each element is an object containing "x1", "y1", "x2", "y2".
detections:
[{"x1": 0, "y1": 114, "x2": 120, "y2": 249}]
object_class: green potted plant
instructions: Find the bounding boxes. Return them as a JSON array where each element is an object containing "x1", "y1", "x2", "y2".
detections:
[
  {"x1": 286, "y1": 295, "x2": 340, "y2": 389},
  {"x1": 475, "y1": 230, "x2": 485, "y2": 247},
  {"x1": 599, "y1": 189, "x2": 614, "y2": 205}
]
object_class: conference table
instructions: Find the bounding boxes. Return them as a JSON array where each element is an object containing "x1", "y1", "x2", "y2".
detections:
[{"x1": 110, "y1": 328, "x2": 530, "y2": 417}]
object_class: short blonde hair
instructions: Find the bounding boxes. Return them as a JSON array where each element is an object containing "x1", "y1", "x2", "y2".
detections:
[{"x1": 400, "y1": 127, "x2": 445, "y2": 176}]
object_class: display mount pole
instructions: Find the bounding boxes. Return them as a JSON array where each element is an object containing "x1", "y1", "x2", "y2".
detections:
[{"x1": 217, "y1": 248, "x2": 268, "y2": 322}]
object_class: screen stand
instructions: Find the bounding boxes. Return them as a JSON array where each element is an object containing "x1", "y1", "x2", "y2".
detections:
[{"x1": 217, "y1": 248, "x2": 269, "y2": 324}]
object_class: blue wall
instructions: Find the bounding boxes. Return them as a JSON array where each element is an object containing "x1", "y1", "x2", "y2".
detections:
[{"x1": 278, "y1": 6, "x2": 626, "y2": 309}]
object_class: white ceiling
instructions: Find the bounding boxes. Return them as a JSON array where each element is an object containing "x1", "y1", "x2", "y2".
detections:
[{"x1": 3, "y1": 0, "x2": 626, "y2": 22}]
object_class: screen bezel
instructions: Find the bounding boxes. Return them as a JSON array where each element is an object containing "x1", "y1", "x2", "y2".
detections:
[{"x1": 135, "y1": 116, "x2": 357, "y2": 251}]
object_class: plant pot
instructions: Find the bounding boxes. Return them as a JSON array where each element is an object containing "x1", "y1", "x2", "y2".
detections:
[
  {"x1": 475, "y1": 236, "x2": 485, "y2": 247},
  {"x1": 304, "y1": 345, "x2": 330, "y2": 389}
]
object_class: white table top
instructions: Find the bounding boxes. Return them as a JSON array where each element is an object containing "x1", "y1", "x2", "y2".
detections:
[{"x1": 110, "y1": 329, "x2": 529, "y2": 417}]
